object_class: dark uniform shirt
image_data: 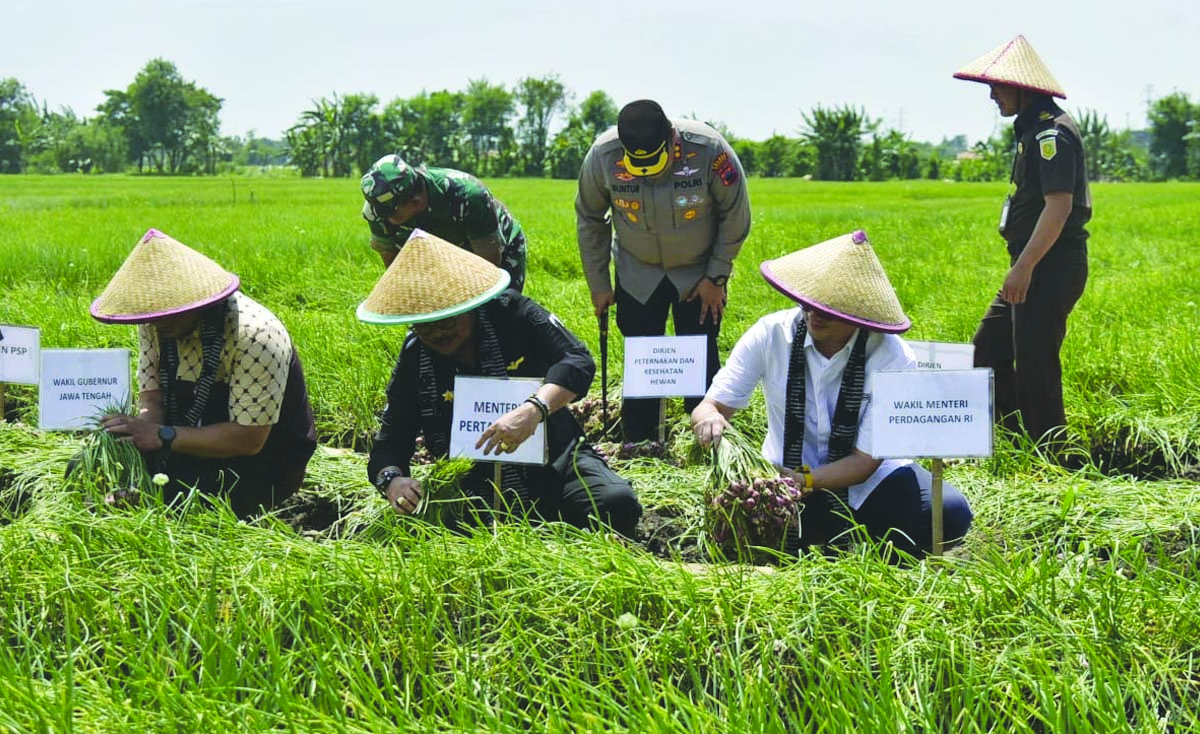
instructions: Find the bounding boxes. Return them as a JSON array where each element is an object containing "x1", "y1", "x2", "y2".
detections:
[
  {"x1": 1003, "y1": 97, "x2": 1092, "y2": 258},
  {"x1": 368, "y1": 292, "x2": 595, "y2": 488},
  {"x1": 367, "y1": 167, "x2": 528, "y2": 291}
]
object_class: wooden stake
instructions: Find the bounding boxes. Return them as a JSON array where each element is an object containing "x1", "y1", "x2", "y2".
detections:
[
  {"x1": 931, "y1": 457, "x2": 945, "y2": 557},
  {"x1": 492, "y1": 461, "x2": 503, "y2": 514}
]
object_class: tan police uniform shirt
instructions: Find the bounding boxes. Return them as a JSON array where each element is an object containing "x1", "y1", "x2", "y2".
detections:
[{"x1": 575, "y1": 118, "x2": 751, "y2": 304}]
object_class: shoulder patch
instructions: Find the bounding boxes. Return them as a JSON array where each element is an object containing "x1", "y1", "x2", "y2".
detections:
[
  {"x1": 1035, "y1": 129, "x2": 1060, "y2": 140},
  {"x1": 711, "y1": 151, "x2": 739, "y2": 186},
  {"x1": 1039, "y1": 135, "x2": 1058, "y2": 161}
]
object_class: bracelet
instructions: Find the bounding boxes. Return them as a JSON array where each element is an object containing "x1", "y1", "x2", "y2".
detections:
[
  {"x1": 797, "y1": 465, "x2": 814, "y2": 489},
  {"x1": 374, "y1": 468, "x2": 404, "y2": 498},
  {"x1": 524, "y1": 395, "x2": 551, "y2": 423}
]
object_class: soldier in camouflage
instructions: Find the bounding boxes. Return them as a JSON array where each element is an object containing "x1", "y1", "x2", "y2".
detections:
[{"x1": 361, "y1": 155, "x2": 528, "y2": 292}]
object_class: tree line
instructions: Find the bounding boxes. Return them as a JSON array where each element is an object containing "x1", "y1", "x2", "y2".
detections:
[{"x1": 2, "y1": 59, "x2": 1198, "y2": 182}]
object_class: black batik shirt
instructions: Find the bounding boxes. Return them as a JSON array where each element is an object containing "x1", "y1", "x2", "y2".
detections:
[{"x1": 367, "y1": 291, "x2": 595, "y2": 481}]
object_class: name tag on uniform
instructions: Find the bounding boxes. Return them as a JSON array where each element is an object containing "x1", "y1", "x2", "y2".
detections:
[{"x1": 998, "y1": 196, "x2": 1011, "y2": 234}]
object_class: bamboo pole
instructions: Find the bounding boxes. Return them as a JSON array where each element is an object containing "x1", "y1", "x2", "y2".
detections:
[{"x1": 931, "y1": 457, "x2": 945, "y2": 556}]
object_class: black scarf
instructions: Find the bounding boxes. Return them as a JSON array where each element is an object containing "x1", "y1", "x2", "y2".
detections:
[
  {"x1": 782, "y1": 311, "x2": 869, "y2": 500},
  {"x1": 782, "y1": 311, "x2": 868, "y2": 546},
  {"x1": 160, "y1": 300, "x2": 229, "y2": 428},
  {"x1": 418, "y1": 308, "x2": 531, "y2": 505}
]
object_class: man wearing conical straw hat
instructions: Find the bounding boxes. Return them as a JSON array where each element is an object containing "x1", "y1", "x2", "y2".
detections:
[
  {"x1": 691, "y1": 231, "x2": 974, "y2": 558},
  {"x1": 359, "y1": 229, "x2": 642, "y2": 537},
  {"x1": 88, "y1": 229, "x2": 317, "y2": 518},
  {"x1": 954, "y1": 35, "x2": 1091, "y2": 446}
]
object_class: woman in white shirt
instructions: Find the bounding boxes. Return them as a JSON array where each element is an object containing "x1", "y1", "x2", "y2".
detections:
[{"x1": 692, "y1": 230, "x2": 973, "y2": 558}]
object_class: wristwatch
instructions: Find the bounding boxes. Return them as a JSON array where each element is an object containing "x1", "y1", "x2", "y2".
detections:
[
  {"x1": 706, "y1": 274, "x2": 729, "y2": 287},
  {"x1": 374, "y1": 468, "x2": 404, "y2": 498},
  {"x1": 158, "y1": 425, "x2": 177, "y2": 452}
]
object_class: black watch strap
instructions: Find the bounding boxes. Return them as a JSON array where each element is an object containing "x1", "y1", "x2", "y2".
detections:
[
  {"x1": 157, "y1": 425, "x2": 176, "y2": 452},
  {"x1": 707, "y1": 274, "x2": 729, "y2": 287},
  {"x1": 374, "y1": 469, "x2": 404, "y2": 497}
]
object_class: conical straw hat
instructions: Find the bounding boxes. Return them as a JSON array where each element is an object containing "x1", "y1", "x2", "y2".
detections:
[
  {"x1": 953, "y1": 35, "x2": 1066, "y2": 99},
  {"x1": 357, "y1": 229, "x2": 511, "y2": 325},
  {"x1": 759, "y1": 230, "x2": 910, "y2": 333},
  {"x1": 90, "y1": 229, "x2": 240, "y2": 324}
]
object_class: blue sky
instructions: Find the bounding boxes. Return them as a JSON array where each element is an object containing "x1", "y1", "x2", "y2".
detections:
[{"x1": 6, "y1": 0, "x2": 1197, "y2": 145}]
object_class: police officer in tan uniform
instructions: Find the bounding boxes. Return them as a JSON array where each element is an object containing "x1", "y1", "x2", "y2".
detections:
[
  {"x1": 576, "y1": 99, "x2": 751, "y2": 441},
  {"x1": 954, "y1": 36, "x2": 1091, "y2": 448}
]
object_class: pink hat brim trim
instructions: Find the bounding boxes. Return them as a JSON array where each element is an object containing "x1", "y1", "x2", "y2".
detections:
[
  {"x1": 760, "y1": 264, "x2": 911, "y2": 334},
  {"x1": 90, "y1": 276, "x2": 241, "y2": 324},
  {"x1": 952, "y1": 72, "x2": 1067, "y2": 99}
]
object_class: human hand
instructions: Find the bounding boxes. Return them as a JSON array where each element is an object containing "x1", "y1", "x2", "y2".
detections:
[
  {"x1": 1000, "y1": 263, "x2": 1033, "y2": 304},
  {"x1": 100, "y1": 413, "x2": 162, "y2": 452},
  {"x1": 477, "y1": 402, "x2": 542, "y2": 456},
  {"x1": 385, "y1": 476, "x2": 423, "y2": 515},
  {"x1": 775, "y1": 465, "x2": 817, "y2": 496},
  {"x1": 692, "y1": 410, "x2": 730, "y2": 448},
  {"x1": 591, "y1": 290, "x2": 615, "y2": 317},
  {"x1": 686, "y1": 278, "x2": 727, "y2": 324}
]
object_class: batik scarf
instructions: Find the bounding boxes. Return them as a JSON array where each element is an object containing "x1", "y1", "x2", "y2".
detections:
[
  {"x1": 782, "y1": 311, "x2": 869, "y2": 515},
  {"x1": 418, "y1": 308, "x2": 530, "y2": 505},
  {"x1": 160, "y1": 300, "x2": 229, "y2": 429}
]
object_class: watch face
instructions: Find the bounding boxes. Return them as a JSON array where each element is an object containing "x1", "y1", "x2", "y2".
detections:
[{"x1": 159, "y1": 425, "x2": 176, "y2": 442}]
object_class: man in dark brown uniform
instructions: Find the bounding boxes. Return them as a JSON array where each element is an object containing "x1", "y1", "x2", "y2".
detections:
[{"x1": 954, "y1": 35, "x2": 1091, "y2": 446}]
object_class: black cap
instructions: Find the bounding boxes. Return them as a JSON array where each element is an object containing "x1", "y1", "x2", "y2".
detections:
[{"x1": 617, "y1": 100, "x2": 671, "y2": 176}]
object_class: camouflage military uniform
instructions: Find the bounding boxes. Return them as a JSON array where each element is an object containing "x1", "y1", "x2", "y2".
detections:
[{"x1": 363, "y1": 167, "x2": 528, "y2": 292}]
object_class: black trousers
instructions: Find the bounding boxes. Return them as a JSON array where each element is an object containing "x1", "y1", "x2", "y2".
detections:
[
  {"x1": 158, "y1": 453, "x2": 302, "y2": 519},
  {"x1": 973, "y1": 250, "x2": 1088, "y2": 442},
  {"x1": 464, "y1": 439, "x2": 643, "y2": 537},
  {"x1": 791, "y1": 467, "x2": 974, "y2": 559},
  {"x1": 65, "y1": 450, "x2": 300, "y2": 520},
  {"x1": 615, "y1": 277, "x2": 722, "y2": 442}
]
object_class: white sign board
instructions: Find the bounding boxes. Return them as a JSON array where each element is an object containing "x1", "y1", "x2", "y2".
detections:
[
  {"x1": 450, "y1": 376, "x2": 547, "y2": 465},
  {"x1": 0, "y1": 324, "x2": 41, "y2": 385},
  {"x1": 906, "y1": 341, "x2": 975, "y2": 371},
  {"x1": 38, "y1": 349, "x2": 132, "y2": 431},
  {"x1": 869, "y1": 368, "x2": 993, "y2": 459},
  {"x1": 622, "y1": 335, "x2": 708, "y2": 398}
]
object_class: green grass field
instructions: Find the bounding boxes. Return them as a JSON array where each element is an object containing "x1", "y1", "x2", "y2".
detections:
[{"x1": 2, "y1": 176, "x2": 1199, "y2": 731}]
